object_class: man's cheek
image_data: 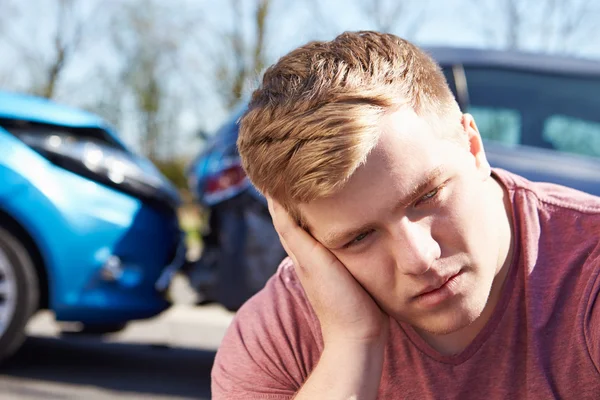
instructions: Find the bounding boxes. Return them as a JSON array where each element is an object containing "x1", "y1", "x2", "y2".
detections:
[
  {"x1": 343, "y1": 255, "x2": 383, "y2": 284},
  {"x1": 340, "y1": 255, "x2": 369, "y2": 277}
]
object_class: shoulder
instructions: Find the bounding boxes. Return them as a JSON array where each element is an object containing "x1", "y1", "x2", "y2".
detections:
[
  {"x1": 497, "y1": 169, "x2": 600, "y2": 275},
  {"x1": 495, "y1": 170, "x2": 600, "y2": 373},
  {"x1": 493, "y1": 168, "x2": 600, "y2": 216},
  {"x1": 211, "y1": 258, "x2": 322, "y2": 399},
  {"x1": 583, "y1": 244, "x2": 600, "y2": 375},
  {"x1": 494, "y1": 169, "x2": 600, "y2": 248},
  {"x1": 238, "y1": 257, "x2": 319, "y2": 334}
]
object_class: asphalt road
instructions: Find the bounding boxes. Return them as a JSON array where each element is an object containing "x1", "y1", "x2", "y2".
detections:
[{"x1": 0, "y1": 277, "x2": 235, "y2": 400}]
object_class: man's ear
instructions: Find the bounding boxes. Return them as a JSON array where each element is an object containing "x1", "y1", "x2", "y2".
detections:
[{"x1": 461, "y1": 113, "x2": 491, "y2": 179}]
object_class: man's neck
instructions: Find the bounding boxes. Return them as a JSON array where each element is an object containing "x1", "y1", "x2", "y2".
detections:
[{"x1": 416, "y1": 176, "x2": 515, "y2": 355}]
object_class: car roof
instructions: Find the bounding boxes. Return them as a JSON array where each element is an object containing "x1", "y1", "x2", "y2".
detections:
[
  {"x1": 0, "y1": 90, "x2": 107, "y2": 128},
  {"x1": 423, "y1": 46, "x2": 600, "y2": 78}
]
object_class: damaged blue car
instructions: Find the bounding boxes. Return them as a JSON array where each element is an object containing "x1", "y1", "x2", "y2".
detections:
[{"x1": 0, "y1": 91, "x2": 186, "y2": 361}]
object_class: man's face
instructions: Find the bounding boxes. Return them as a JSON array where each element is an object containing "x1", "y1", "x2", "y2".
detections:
[{"x1": 298, "y1": 108, "x2": 508, "y2": 335}]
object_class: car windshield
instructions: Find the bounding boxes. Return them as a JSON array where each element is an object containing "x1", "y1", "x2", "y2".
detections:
[{"x1": 463, "y1": 67, "x2": 600, "y2": 159}]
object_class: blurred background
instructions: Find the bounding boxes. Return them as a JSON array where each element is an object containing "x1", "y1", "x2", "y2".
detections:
[
  {"x1": 0, "y1": 0, "x2": 599, "y2": 399},
  {"x1": 3, "y1": 0, "x2": 599, "y2": 189}
]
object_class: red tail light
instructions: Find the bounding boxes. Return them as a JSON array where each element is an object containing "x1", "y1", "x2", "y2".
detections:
[{"x1": 205, "y1": 165, "x2": 247, "y2": 194}]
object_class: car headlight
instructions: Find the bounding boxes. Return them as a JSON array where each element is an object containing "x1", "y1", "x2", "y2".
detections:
[{"x1": 14, "y1": 130, "x2": 179, "y2": 209}]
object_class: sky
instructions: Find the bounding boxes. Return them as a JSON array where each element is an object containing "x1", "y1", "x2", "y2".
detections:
[{"x1": 1, "y1": 0, "x2": 599, "y2": 158}]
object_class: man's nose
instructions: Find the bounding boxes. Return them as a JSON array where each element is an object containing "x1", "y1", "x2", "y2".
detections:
[{"x1": 390, "y1": 218, "x2": 441, "y2": 275}]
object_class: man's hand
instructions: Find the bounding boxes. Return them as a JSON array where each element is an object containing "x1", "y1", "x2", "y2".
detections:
[
  {"x1": 267, "y1": 197, "x2": 387, "y2": 344},
  {"x1": 267, "y1": 197, "x2": 387, "y2": 399}
]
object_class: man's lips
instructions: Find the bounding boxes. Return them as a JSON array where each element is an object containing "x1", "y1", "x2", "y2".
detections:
[{"x1": 414, "y1": 271, "x2": 462, "y2": 298}]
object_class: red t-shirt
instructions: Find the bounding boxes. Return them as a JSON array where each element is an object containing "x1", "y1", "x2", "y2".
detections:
[{"x1": 212, "y1": 170, "x2": 600, "y2": 399}]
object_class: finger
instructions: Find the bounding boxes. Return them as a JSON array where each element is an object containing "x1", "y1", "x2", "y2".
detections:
[
  {"x1": 267, "y1": 199, "x2": 373, "y2": 323},
  {"x1": 266, "y1": 196, "x2": 300, "y2": 265},
  {"x1": 275, "y1": 231, "x2": 300, "y2": 268},
  {"x1": 268, "y1": 198, "x2": 338, "y2": 274}
]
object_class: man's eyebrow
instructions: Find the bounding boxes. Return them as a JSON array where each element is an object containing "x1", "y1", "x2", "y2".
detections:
[
  {"x1": 319, "y1": 165, "x2": 447, "y2": 249},
  {"x1": 398, "y1": 165, "x2": 447, "y2": 208}
]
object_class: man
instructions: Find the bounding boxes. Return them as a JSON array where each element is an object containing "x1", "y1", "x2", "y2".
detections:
[{"x1": 211, "y1": 31, "x2": 600, "y2": 399}]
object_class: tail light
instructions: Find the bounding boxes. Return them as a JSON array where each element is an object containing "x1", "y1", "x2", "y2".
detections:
[{"x1": 205, "y1": 164, "x2": 247, "y2": 195}]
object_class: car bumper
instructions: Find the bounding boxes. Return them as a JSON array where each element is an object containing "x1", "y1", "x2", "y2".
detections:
[
  {"x1": 46, "y1": 199, "x2": 187, "y2": 324},
  {"x1": 54, "y1": 228, "x2": 187, "y2": 325}
]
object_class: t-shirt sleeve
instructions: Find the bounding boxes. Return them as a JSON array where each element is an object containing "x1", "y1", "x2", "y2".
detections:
[
  {"x1": 584, "y1": 243, "x2": 600, "y2": 375},
  {"x1": 211, "y1": 258, "x2": 323, "y2": 400}
]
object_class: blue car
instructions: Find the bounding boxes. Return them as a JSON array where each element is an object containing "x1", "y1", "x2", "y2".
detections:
[{"x1": 0, "y1": 91, "x2": 186, "y2": 361}]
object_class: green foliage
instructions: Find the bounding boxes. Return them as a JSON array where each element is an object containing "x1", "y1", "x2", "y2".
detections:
[{"x1": 151, "y1": 158, "x2": 189, "y2": 190}]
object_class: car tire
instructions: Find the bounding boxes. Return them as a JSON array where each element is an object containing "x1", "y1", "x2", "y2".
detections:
[{"x1": 0, "y1": 226, "x2": 40, "y2": 363}]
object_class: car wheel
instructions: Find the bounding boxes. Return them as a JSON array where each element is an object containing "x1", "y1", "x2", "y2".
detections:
[{"x1": 0, "y1": 227, "x2": 40, "y2": 363}]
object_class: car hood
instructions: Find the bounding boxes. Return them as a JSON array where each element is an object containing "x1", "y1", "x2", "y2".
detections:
[
  {"x1": 0, "y1": 90, "x2": 126, "y2": 147},
  {"x1": 0, "y1": 91, "x2": 180, "y2": 207}
]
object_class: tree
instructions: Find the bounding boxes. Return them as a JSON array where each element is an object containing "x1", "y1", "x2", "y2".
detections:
[
  {"x1": 307, "y1": 0, "x2": 430, "y2": 40},
  {"x1": 0, "y1": 0, "x2": 16, "y2": 34},
  {"x1": 0, "y1": 1, "x2": 18, "y2": 87},
  {"x1": 3, "y1": 0, "x2": 104, "y2": 98},
  {"x1": 211, "y1": 0, "x2": 272, "y2": 111},
  {"x1": 109, "y1": 0, "x2": 200, "y2": 160},
  {"x1": 539, "y1": 0, "x2": 600, "y2": 54},
  {"x1": 355, "y1": 0, "x2": 428, "y2": 39},
  {"x1": 471, "y1": 0, "x2": 600, "y2": 55}
]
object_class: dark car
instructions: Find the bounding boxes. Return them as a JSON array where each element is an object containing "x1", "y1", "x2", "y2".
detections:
[
  {"x1": 186, "y1": 47, "x2": 600, "y2": 311},
  {"x1": 430, "y1": 47, "x2": 600, "y2": 193}
]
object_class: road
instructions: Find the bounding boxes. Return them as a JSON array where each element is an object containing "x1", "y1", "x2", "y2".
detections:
[{"x1": 0, "y1": 276, "x2": 235, "y2": 400}]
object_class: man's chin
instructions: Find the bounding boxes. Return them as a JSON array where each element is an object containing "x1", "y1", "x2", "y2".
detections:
[
  {"x1": 415, "y1": 318, "x2": 473, "y2": 336},
  {"x1": 409, "y1": 305, "x2": 484, "y2": 336}
]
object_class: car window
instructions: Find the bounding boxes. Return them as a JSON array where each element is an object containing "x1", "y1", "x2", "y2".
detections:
[
  {"x1": 543, "y1": 115, "x2": 600, "y2": 158},
  {"x1": 462, "y1": 66, "x2": 600, "y2": 158},
  {"x1": 469, "y1": 106, "x2": 521, "y2": 146}
]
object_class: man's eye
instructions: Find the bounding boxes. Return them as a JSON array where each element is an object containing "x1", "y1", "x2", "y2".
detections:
[
  {"x1": 344, "y1": 230, "x2": 373, "y2": 248},
  {"x1": 416, "y1": 187, "x2": 441, "y2": 206},
  {"x1": 355, "y1": 232, "x2": 369, "y2": 242},
  {"x1": 422, "y1": 188, "x2": 439, "y2": 200}
]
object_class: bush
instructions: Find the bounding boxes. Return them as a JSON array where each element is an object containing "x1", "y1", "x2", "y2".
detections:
[{"x1": 152, "y1": 158, "x2": 189, "y2": 190}]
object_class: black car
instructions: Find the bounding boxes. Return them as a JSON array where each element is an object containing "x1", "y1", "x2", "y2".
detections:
[{"x1": 431, "y1": 46, "x2": 600, "y2": 193}]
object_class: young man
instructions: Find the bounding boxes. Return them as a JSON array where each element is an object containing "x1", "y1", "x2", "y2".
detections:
[{"x1": 211, "y1": 31, "x2": 600, "y2": 399}]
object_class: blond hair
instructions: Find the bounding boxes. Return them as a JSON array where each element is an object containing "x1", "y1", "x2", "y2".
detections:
[{"x1": 237, "y1": 31, "x2": 462, "y2": 220}]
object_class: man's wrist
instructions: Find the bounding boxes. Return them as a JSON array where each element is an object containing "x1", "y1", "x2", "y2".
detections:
[
  {"x1": 293, "y1": 336, "x2": 386, "y2": 400},
  {"x1": 323, "y1": 334, "x2": 387, "y2": 358}
]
